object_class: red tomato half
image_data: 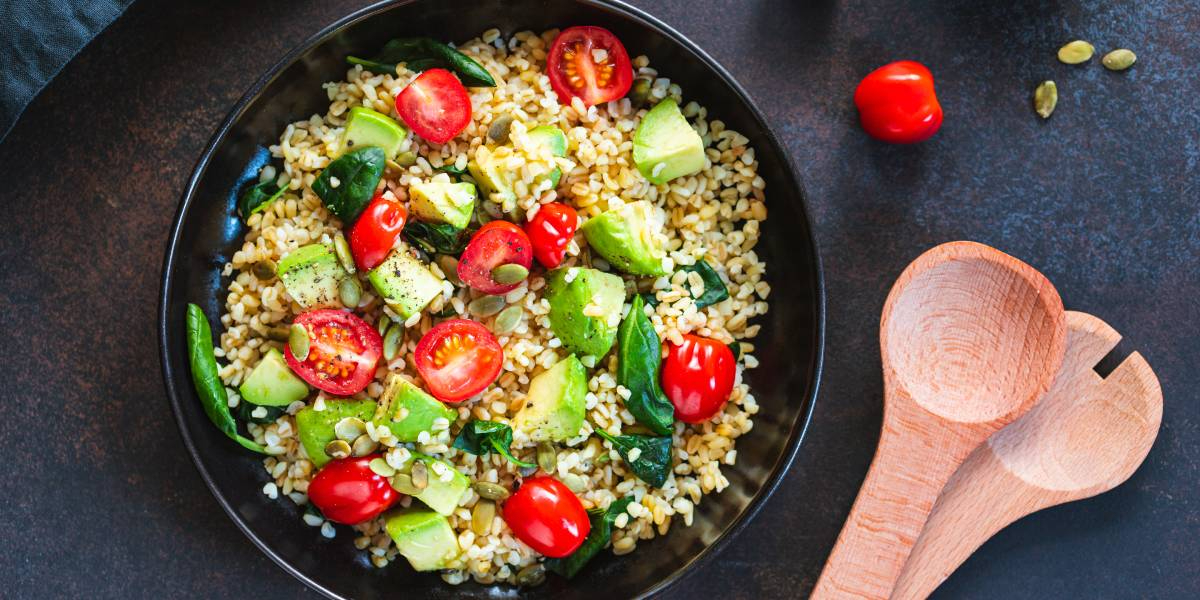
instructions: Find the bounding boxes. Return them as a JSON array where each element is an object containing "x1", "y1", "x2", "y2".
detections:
[
  {"x1": 525, "y1": 203, "x2": 579, "y2": 269},
  {"x1": 547, "y1": 26, "x2": 634, "y2": 107},
  {"x1": 308, "y1": 455, "x2": 400, "y2": 525},
  {"x1": 853, "y1": 60, "x2": 943, "y2": 144},
  {"x1": 349, "y1": 193, "x2": 407, "y2": 271},
  {"x1": 413, "y1": 319, "x2": 503, "y2": 402},
  {"x1": 284, "y1": 309, "x2": 382, "y2": 396},
  {"x1": 394, "y1": 68, "x2": 472, "y2": 144},
  {"x1": 661, "y1": 334, "x2": 736, "y2": 423},
  {"x1": 502, "y1": 476, "x2": 590, "y2": 558},
  {"x1": 457, "y1": 221, "x2": 533, "y2": 294}
]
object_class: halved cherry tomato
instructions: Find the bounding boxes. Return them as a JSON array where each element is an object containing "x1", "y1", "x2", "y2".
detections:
[
  {"x1": 547, "y1": 26, "x2": 634, "y2": 107},
  {"x1": 284, "y1": 309, "x2": 382, "y2": 396},
  {"x1": 457, "y1": 221, "x2": 533, "y2": 294},
  {"x1": 502, "y1": 476, "x2": 590, "y2": 558},
  {"x1": 349, "y1": 193, "x2": 407, "y2": 271},
  {"x1": 854, "y1": 60, "x2": 943, "y2": 144},
  {"x1": 525, "y1": 203, "x2": 579, "y2": 269},
  {"x1": 414, "y1": 319, "x2": 503, "y2": 402},
  {"x1": 308, "y1": 455, "x2": 400, "y2": 525},
  {"x1": 394, "y1": 68, "x2": 472, "y2": 144},
  {"x1": 661, "y1": 334, "x2": 736, "y2": 423}
]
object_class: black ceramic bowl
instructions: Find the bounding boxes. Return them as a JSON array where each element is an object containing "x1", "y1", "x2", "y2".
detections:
[{"x1": 158, "y1": 0, "x2": 824, "y2": 597}]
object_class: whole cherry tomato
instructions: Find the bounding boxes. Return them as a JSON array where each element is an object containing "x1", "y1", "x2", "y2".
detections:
[
  {"x1": 854, "y1": 60, "x2": 943, "y2": 144},
  {"x1": 394, "y1": 68, "x2": 472, "y2": 144},
  {"x1": 457, "y1": 221, "x2": 533, "y2": 294},
  {"x1": 284, "y1": 309, "x2": 382, "y2": 396},
  {"x1": 349, "y1": 193, "x2": 407, "y2": 271},
  {"x1": 413, "y1": 319, "x2": 504, "y2": 402},
  {"x1": 661, "y1": 334, "x2": 736, "y2": 423},
  {"x1": 547, "y1": 26, "x2": 634, "y2": 107},
  {"x1": 525, "y1": 203, "x2": 579, "y2": 269},
  {"x1": 502, "y1": 476, "x2": 591, "y2": 558},
  {"x1": 307, "y1": 455, "x2": 400, "y2": 525}
]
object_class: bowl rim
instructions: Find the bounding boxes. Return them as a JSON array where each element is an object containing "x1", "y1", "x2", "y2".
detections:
[{"x1": 157, "y1": 0, "x2": 826, "y2": 597}]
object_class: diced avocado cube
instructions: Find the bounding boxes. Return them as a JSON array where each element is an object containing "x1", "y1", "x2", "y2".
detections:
[
  {"x1": 340, "y1": 106, "x2": 408, "y2": 159},
  {"x1": 526, "y1": 125, "x2": 568, "y2": 188},
  {"x1": 581, "y1": 200, "x2": 669, "y2": 276},
  {"x1": 467, "y1": 148, "x2": 516, "y2": 205},
  {"x1": 373, "y1": 374, "x2": 456, "y2": 442},
  {"x1": 513, "y1": 355, "x2": 587, "y2": 442},
  {"x1": 633, "y1": 99, "x2": 706, "y2": 185},
  {"x1": 384, "y1": 507, "x2": 461, "y2": 572},
  {"x1": 367, "y1": 247, "x2": 443, "y2": 319},
  {"x1": 238, "y1": 347, "x2": 308, "y2": 407},
  {"x1": 409, "y1": 181, "x2": 476, "y2": 229},
  {"x1": 277, "y1": 243, "x2": 350, "y2": 310},
  {"x1": 295, "y1": 398, "x2": 377, "y2": 467},
  {"x1": 544, "y1": 267, "x2": 625, "y2": 358},
  {"x1": 393, "y1": 452, "x2": 469, "y2": 516}
]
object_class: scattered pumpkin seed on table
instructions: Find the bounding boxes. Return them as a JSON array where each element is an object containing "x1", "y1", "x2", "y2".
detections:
[
  {"x1": 1102, "y1": 49, "x2": 1137, "y2": 71},
  {"x1": 1057, "y1": 40, "x2": 1095, "y2": 64},
  {"x1": 515, "y1": 563, "x2": 546, "y2": 587},
  {"x1": 288, "y1": 324, "x2": 310, "y2": 360},
  {"x1": 1034, "y1": 81, "x2": 1058, "y2": 119}
]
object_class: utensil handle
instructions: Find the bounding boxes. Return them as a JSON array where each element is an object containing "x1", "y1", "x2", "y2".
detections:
[{"x1": 812, "y1": 415, "x2": 973, "y2": 600}]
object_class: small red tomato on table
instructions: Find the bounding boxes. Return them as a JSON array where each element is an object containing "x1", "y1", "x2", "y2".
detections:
[
  {"x1": 661, "y1": 334, "x2": 737, "y2": 423},
  {"x1": 283, "y1": 309, "x2": 382, "y2": 396},
  {"x1": 854, "y1": 60, "x2": 943, "y2": 144},
  {"x1": 307, "y1": 455, "x2": 400, "y2": 525},
  {"x1": 525, "y1": 202, "x2": 579, "y2": 269},
  {"x1": 502, "y1": 476, "x2": 591, "y2": 558},
  {"x1": 457, "y1": 221, "x2": 533, "y2": 295},
  {"x1": 348, "y1": 192, "x2": 407, "y2": 271},
  {"x1": 394, "y1": 68, "x2": 472, "y2": 144},
  {"x1": 547, "y1": 26, "x2": 634, "y2": 107}
]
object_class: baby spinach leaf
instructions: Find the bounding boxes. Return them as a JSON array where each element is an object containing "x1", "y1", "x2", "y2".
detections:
[
  {"x1": 728, "y1": 341, "x2": 743, "y2": 362},
  {"x1": 638, "y1": 291, "x2": 660, "y2": 308},
  {"x1": 237, "y1": 178, "x2": 286, "y2": 221},
  {"x1": 545, "y1": 496, "x2": 634, "y2": 578},
  {"x1": 453, "y1": 420, "x2": 535, "y2": 467},
  {"x1": 616, "y1": 295, "x2": 674, "y2": 436},
  {"x1": 346, "y1": 37, "x2": 496, "y2": 87},
  {"x1": 312, "y1": 146, "x2": 385, "y2": 224},
  {"x1": 235, "y1": 401, "x2": 285, "y2": 425},
  {"x1": 679, "y1": 258, "x2": 729, "y2": 308},
  {"x1": 403, "y1": 221, "x2": 476, "y2": 255},
  {"x1": 595, "y1": 430, "x2": 672, "y2": 488},
  {"x1": 185, "y1": 304, "x2": 266, "y2": 454}
]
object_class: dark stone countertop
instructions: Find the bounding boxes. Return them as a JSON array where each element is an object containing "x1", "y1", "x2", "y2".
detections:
[{"x1": 1, "y1": 0, "x2": 1196, "y2": 597}]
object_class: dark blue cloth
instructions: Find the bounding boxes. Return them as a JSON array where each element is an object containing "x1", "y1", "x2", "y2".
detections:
[{"x1": 0, "y1": 0, "x2": 133, "y2": 140}]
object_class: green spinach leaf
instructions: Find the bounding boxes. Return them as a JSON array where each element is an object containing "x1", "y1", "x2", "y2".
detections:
[
  {"x1": 595, "y1": 430, "x2": 672, "y2": 488},
  {"x1": 728, "y1": 341, "x2": 743, "y2": 362},
  {"x1": 312, "y1": 146, "x2": 386, "y2": 224},
  {"x1": 186, "y1": 304, "x2": 266, "y2": 454},
  {"x1": 237, "y1": 177, "x2": 286, "y2": 221},
  {"x1": 403, "y1": 221, "x2": 475, "y2": 255},
  {"x1": 235, "y1": 401, "x2": 285, "y2": 425},
  {"x1": 545, "y1": 496, "x2": 634, "y2": 578},
  {"x1": 638, "y1": 291, "x2": 660, "y2": 308},
  {"x1": 679, "y1": 258, "x2": 729, "y2": 308},
  {"x1": 616, "y1": 295, "x2": 674, "y2": 435},
  {"x1": 452, "y1": 420, "x2": 535, "y2": 467},
  {"x1": 346, "y1": 38, "x2": 496, "y2": 87}
]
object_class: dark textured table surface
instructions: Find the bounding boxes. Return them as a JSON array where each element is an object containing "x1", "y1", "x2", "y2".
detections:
[{"x1": 1, "y1": 0, "x2": 1197, "y2": 597}]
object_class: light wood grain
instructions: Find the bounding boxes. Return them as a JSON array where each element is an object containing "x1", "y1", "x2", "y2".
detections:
[
  {"x1": 893, "y1": 311, "x2": 1163, "y2": 599},
  {"x1": 813, "y1": 241, "x2": 1066, "y2": 600}
]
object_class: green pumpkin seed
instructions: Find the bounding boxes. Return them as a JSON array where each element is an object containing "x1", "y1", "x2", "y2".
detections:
[
  {"x1": 536, "y1": 442, "x2": 557, "y2": 474},
  {"x1": 1102, "y1": 48, "x2": 1137, "y2": 71},
  {"x1": 334, "y1": 417, "x2": 367, "y2": 441},
  {"x1": 390, "y1": 473, "x2": 423, "y2": 495},
  {"x1": 471, "y1": 499, "x2": 496, "y2": 535},
  {"x1": 339, "y1": 277, "x2": 362, "y2": 308},
  {"x1": 266, "y1": 326, "x2": 290, "y2": 342},
  {"x1": 410, "y1": 460, "x2": 429, "y2": 490},
  {"x1": 395, "y1": 151, "x2": 418, "y2": 167},
  {"x1": 251, "y1": 259, "x2": 277, "y2": 280},
  {"x1": 377, "y1": 314, "x2": 393, "y2": 336},
  {"x1": 472, "y1": 481, "x2": 510, "y2": 501},
  {"x1": 1057, "y1": 40, "x2": 1095, "y2": 64},
  {"x1": 1034, "y1": 80, "x2": 1058, "y2": 119},
  {"x1": 627, "y1": 77, "x2": 653, "y2": 109},
  {"x1": 515, "y1": 563, "x2": 546, "y2": 587},
  {"x1": 333, "y1": 232, "x2": 356, "y2": 274},
  {"x1": 368, "y1": 458, "x2": 396, "y2": 478},
  {"x1": 384, "y1": 323, "x2": 404, "y2": 361},
  {"x1": 288, "y1": 324, "x2": 310, "y2": 361},
  {"x1": 325, "y1": 439, "x2": 351, "y2": 460},
  {"x1": 351, "y1": 433, "x2": 379, "y2": 457},
  {"x1": 491, "y1": 263, "x2": 529, "y2": 285},
  {"x1": 436, "y1": 255, "x2": 461, "y2": 287},
  {"x1": 493, "y1": 305, "x2": 523, "y2": 334},
  {"x1": 468, "y1": 295, "x2": 506, "y2": 317},
  {"x1": 487, "y1": 115, "x2": 514, "y2": 144}
]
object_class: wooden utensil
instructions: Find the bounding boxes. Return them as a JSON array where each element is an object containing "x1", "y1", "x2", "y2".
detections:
[
  {"x1": 813, "y1": 241, "x2": 1066, "y2": 599},
  {"x1": 893, "y1": 311, "x2": 1162, "y2": 599}
]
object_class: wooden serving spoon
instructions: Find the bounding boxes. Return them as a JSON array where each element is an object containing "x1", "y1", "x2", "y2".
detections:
[
  {"x1": 893, "y1": 311, "x2": 1163, "y2": 599},
  {"x1": 812, "y1": 241, "x2": 1066, "y2": 599}
]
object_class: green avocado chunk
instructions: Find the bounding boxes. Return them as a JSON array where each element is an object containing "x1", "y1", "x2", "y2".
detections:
[
  {"x1": 373, "y1": 374, "x2": 456, "y2": 442},
  {"x1": 295, "y1": 398, "x2": 378, "y2": 467},
  {"x1": 238, "y1": 347, "x2": 308, "y2": 407},
  {"x1": 277, "y1": 244, "x2": 350, "y2": 309},
  {"x1": 391, "y1": 451, "x2": 470, "y2": 516},
  {"x1": 340, "y1": 106, "x2": 408, "y2": 159},
  {"x1": 526, "y1": 125, "x2": 568, "y2": 188},
  {"x1": 468, "y1": 124, "x2": 568, "y2": 202},
  {"x1": 513, "y1": 355, "x2": 587, "y2": 442},
  {"x1": 367, "y1": 247, "x2": 443, "y2": 319},
  {"x1": 384, "y1": 507, "x2": 461, "y2": 572},
  {"x1": 409, "y1": 180, "x2": 476, "y2": 229},
  {"x1": 544, "y1": 267, "x2": 625, "y2": 358},
  {"x1": 633, "y1": 98, "x2": 706, "y2": 184},
  {"x1": 581, "y1": 200, "x2": 669, "y2": 276}
]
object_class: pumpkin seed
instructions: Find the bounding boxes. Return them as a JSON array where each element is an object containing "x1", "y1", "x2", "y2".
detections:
[
  {"x1": 435, "y1": 255, "x2": 461, "y2": 287},
  {"x1": 517, "y1": 465, "x2": 539, "y2": 477},
  {"x1": 333, "y1": 233, "x2": 355, "y2": 275},
  {"x1": 487, "y1": 115, "x2": 514, "y2": 144},
  {"x1": 468, "y1": 295, "x2": 506, "y2": 317},
  {"x1": 472, "y1": 481, "x2": 510, "y2": 501},
  {"x1": 324, "y1": 439, "x2": 351, "y2": 460},
  {"x1": 410, "y1": 460, "x2": 429, "y2": 489},
  {"x1": 536, "y1": 442, "x2": 557, "y2": 474},
  {"x1": 384, "y1": 323, "x2": 404, "y2": 361},
  {"x1": 390, "y1": 473, "x2": 423, "y2": 495},
  {"x1": 1102, "y1": 48, "x2": 1137, "y2": 71},
  {"x1": 471, "y1": 499, "x2": 496, "y2": 535},
  {"x1": 334, "y1": 417, "x2": 367, "y2": 441},
  {"x1": 1057, "y1": 40, "x2": 1095, "y2": 64},
  {"x1": 351, "y1": 433, "x2": 379, "y2": 457},
  {"x1": 515, "y1": 563, "x2": 546, "y2": 587},
  {"x1": 491, "y1": 263, "x2": 529, "y2": 285},
  {"x1": 377, "y1": 314, "x2": 393, "y2": 336},
  {"x1": 395, "y1": 151, "x2": 418, "y2": 167},
  {"x1": 251, "y1": 259, "x2": 277, "y2": 280},
  {"x1": 493, "y1": 305, "x2": 523, "y2": 334},
  {"x1": 368, "y1": 458, "x2": 396, "y2": 478},
  {"x1": 288, "y1": 324, "x2": 310, "y2": 361},
  {"x1": 1034, "y1": 80, "x2": 1058, "y2": 119},
  {"x1": 627, "y1": 77, "x2": 653, "y2": 109},
  {"x1": 266, "y1": 326, "x2": 290, "y2": 342},
  {"x1": 339, "y1": 277, "x2": 362, "y2": 308}
]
